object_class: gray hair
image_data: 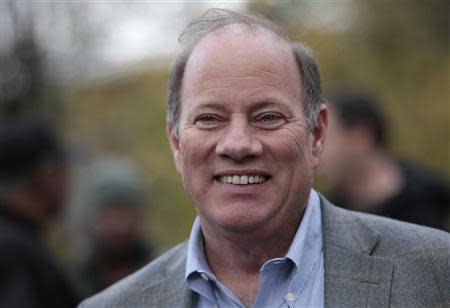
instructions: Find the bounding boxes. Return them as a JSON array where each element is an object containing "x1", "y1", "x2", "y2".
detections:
[{"x1": 167, "y1": 8, "x2": 325, "y2": 137}]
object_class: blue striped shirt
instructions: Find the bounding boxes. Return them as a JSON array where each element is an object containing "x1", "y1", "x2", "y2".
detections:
[{"x1": 186, "y1": 189, "x2": 324, "y2": 308}]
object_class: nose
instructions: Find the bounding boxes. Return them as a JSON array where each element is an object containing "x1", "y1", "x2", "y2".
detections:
[{"x1": 215, "y1": 118, "x2": 263, "y2": 161}]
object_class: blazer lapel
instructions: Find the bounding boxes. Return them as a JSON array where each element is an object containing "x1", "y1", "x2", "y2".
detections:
[
  {"x1": 320, "y1": 196, "x2": 394, "y2": 308},
  {"x1": 153, "y1": 283, "x2": 192, "y2": 308},
  {"x1": 140, "y1": 243, "x2": 192, "y2": 308}
]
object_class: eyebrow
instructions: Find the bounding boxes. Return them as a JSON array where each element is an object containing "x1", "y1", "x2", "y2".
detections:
[
  {"x1": 190, "y1": 102, "x2": 228, "y2": 111},
  {"x1": 186, "y1": 102, "x2": 228, "y2": 118},
  {"x1": 188, "y1": 99, "x2": 295, "y2": 116},
  {"x1": 247, "y1": 100, "x2": 295, "y2": 115}
]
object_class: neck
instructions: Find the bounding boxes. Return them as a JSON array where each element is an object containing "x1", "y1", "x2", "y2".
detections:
[
  {"x1": 338, "y1": 150, "x2": 404, "y2": 210},
  {"x1": 200, "y1": 212, "x2": 303, "y2": 307}
]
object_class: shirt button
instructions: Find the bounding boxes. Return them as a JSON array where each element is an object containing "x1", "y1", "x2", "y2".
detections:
[
  {"x1": 200, "y1": 273, "x2": 209, "y2": 281},
  {"x1": 286, "y1": 292, "x2": 296, "y2": 302}
]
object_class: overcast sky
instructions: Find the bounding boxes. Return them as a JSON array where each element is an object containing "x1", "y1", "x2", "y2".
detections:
[{"x1": 1, "y1": 1, "x2": 353, "y2": 84}]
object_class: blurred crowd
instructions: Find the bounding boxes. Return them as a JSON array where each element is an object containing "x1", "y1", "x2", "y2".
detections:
[
  {"x1": 0, "y1": 88, "x2": 448, "y2": 306},
  {"x1": 0, "y1": 115, "x2": 155, "y2": 307}
]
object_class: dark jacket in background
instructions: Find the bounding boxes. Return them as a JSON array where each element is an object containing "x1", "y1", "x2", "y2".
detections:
[
  {"x1": 75, "y1": 241, "x2": 153, "y2": 299},
  {"x1": 331, "y1": 161, "x2": 450, "y2": 231},
  {"x1": 0, "y1": 204, "x2": 80, "y2": 308}
]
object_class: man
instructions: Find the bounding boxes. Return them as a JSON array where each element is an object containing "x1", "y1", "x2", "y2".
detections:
[
  {"x1": 0, "y1": 115, "x2": 80, "y2": 307},
  {"x1": 74, "y1": 158, "x2": 154, "y2": 298},
  {"x1": 80, "y1": 9, "x2": 449, "y2": 308},
  {"x1": 319, "y1": 89, "x2": 449, "y2": 231}
]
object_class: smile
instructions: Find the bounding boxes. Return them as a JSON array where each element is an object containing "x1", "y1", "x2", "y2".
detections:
[{"x1": 217, "y1": 175, "x2": 268, "y2": 185}]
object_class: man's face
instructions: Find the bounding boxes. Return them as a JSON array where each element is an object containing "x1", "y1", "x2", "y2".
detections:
[{"x1": 169, "y1": 29, "x2": 327, "y2": 236}]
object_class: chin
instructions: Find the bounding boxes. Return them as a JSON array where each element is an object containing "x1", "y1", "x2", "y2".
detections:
[{"x1": 211, "y1": 210, "x2": 276, "y2": 234}]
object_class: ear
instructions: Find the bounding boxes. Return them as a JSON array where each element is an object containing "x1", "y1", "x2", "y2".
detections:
[
  {"x1": 311, "y1": 105, "x2": 328, "y2": 168},
  {"x1": 167, "y1": 124, "x2": 182, "y2": 174}
]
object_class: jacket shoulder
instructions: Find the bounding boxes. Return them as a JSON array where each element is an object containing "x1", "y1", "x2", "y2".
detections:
[
  {"x1": 358, "y1": 211, "x2": 449, "y2": 305},
  {"x1": 354, "y1": 209, "x2": 449, "y2": 257},
  {"x1": 78, "y1": 241, "x2": 188, "y2": 308},
  {"x1": 321, "y1": 196, "x2": 448, "y2": 257},
  {"x1": 322, "y1": 198, "x2": 449, "y2": 305}
]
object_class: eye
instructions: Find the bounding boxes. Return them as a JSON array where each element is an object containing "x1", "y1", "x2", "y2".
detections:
[
  {"x1": 259, "y1": 114, "x2": 282, "y2": 122},
  {"x1": 196, "y1": 115, "x2": 217, "y2": 123},
  {"x1": 254, "y1": 112, "x2": 286, "y2": 129},
  {"x1": 194, "y1": 114, "x2": 223, "y2": 128}
]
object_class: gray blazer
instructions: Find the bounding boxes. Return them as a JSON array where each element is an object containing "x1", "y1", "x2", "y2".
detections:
[{"x1": 79, "y1": 196, "x2": 449, "y2": 307}]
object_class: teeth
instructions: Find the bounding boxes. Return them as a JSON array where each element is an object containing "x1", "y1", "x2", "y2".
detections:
[
  {"x1": 219, "y1": 175, "x2": 267, "y2": 185},
  {"x1": 232, "y1": 175, "x2": 240, "y2": 184},
  {"x1": 240, "y1": 175, "x2": 248, "y2": 184}
]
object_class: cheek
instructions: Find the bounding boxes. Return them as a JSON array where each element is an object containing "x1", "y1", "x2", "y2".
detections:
[
  {"x1": 178, "y1": 133, "x2": 216, "y2": 191},
  {"x1": 263, "y1": 126, "x2": 314, "y2": 186},
  {"x1": 179, "y1": 131, "x2": 213, "y2": 167},
  {"x1": 284, "y1": 127, "x2": 317, "y2": 185},
  {"x1": 279, "y1": 125, "x2": 310, "y2": 163},
  {"x1": 266, "y1": 128, "x2": 314, "y2": 208}
]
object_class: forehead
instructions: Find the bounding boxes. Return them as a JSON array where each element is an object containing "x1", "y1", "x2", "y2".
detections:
[{"x1": 180, "y1": 27, "x2": 302, "y2": 109}]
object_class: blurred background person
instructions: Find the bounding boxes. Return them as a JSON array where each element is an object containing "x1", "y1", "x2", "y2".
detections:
[
  {"x1": 72, "y1": 158, "x2": 155, "y2": 299},
  {"x1": 0, "y1": 115, "x2": 80, "y2": 307},
  {"x1": 319, "y1": 88, "x2": 449, "y2": 231}
]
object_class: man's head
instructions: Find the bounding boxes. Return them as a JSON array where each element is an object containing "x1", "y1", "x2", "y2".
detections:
[
  {"x1": 319, "y1": 88, "x2": 387, "y2": 187},
  {"x1": 0, "y1": 115, "x2": 68, "y2": 224},
  {"x1": 167, "y1": 9, "x2": 327, "y2": 237}
]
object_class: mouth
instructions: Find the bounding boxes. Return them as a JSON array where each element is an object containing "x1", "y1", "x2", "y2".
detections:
[{"x1": 214, "y1": 174, "x2": 270, "y2": 185}]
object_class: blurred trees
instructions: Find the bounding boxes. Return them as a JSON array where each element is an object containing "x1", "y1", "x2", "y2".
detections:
[
  {"x1": 1, "y1": 0, "x2": 48, "y2": 115},
  {"x1": 1, "y1": 1, "x2": 134, "y2": 119},
  {"x1": 1, "y1": 1, "x2": 96, "y2": 119}
]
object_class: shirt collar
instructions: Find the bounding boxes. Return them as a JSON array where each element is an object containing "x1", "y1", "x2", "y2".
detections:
[
  {"x1": 284, "y1": 189, "x2": 322, "y2": 270},
  {"x1": 185, "y1": 215, "x2": 214, "y2": 280},
  {"x1": 185, "y1": 189, "x2": 322, "y2": 279}
]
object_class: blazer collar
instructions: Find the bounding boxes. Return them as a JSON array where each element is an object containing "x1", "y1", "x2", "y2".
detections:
[
  {"x1": 140, "y1": 242, "x2": 192, "y2": 307},
  {"x1": 320, "y1": 195, "x2": 394, "y2": 308}
]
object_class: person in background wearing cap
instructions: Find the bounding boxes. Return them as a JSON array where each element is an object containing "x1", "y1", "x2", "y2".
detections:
[
  {"x1": 73, "y1": 158, "x2": 154, "y2": 298},
  {"x1": 0, "y1": 115, "x2": 80, "y2": 308}
]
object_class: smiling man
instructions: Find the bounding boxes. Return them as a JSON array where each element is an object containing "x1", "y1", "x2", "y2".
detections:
[{"x1": 80, "y1": 9, "x2": 449, "y2": 308}]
